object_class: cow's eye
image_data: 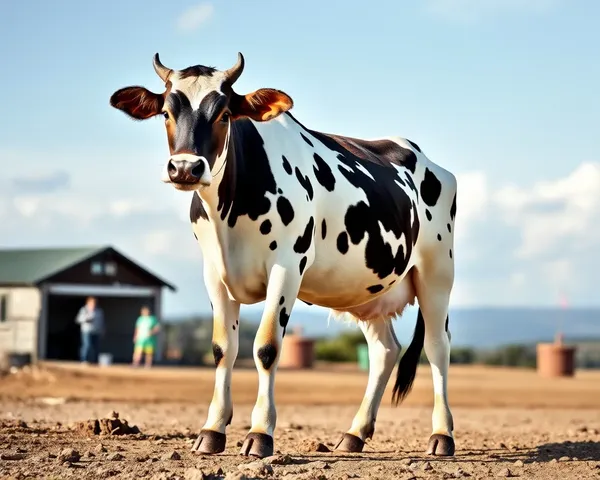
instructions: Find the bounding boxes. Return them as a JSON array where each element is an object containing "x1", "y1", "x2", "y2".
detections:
[
  {"x1": 162, "y1": 111, "x2": 169, "y2": 120},
  {"x1": 220, "y1": 112, "x2": 230, "y2": 123}
]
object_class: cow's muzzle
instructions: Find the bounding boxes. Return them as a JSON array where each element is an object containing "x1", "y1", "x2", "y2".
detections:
[{"x1": 162, "y1": 154, "x2": 211, "y2": 191}]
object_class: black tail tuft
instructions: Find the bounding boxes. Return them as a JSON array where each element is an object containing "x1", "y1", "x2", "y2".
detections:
[{"x1": 392, "y1": 309, "x2": 425, "y2": 406}]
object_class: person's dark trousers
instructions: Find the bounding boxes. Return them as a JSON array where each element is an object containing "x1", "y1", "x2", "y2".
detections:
[{"x1": 80, "y1": 331, "x2": 99, "y2": 363}]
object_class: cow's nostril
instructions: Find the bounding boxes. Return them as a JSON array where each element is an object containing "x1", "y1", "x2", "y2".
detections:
[
  {"x1": 167, "y1": 160, "x2": 178, "y2": 175},
  {"x1": 190, "y1": 161, "x2": 205, "y2": 179}
]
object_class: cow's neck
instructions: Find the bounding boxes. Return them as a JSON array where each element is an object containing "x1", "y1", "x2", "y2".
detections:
[{"x1": 196, "y1": 114, "x2": 300, "y2": 230}]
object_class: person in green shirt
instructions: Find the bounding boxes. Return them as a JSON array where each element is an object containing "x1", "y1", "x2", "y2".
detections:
[{"x1": 132, "y1": 306, "x2": 160, "y2": 368}]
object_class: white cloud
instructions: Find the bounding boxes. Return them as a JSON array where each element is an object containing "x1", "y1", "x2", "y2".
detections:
[
  {"x1": 176, "y1": 3, "x2": 215, "y2": 32},
  {"x1": 452, "y1": 161, "x2": 600, "y2": 306},
  {"x1": 141, "y1": 231, "x2": 172, "y2": 255},
  {"x1": 11, "y1": 169, "x2": 70, "y2": 194},
  {"x1": 12, "y1": 196, "x2": 40, "y2": 218},
  {"x1": 424, "y1": 0, "x2": 561, "y2": 22},
  {"x1": 493, "y1": 162, "x2": 600, "y2": 259},
  {"x1": 109, "y1": 198, "x2": 157, "y2": 217}
]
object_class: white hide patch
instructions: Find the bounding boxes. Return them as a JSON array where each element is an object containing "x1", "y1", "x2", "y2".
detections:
[
  {"x1": 170, "y1": 72, "x2": 227, "y2": 110},
  {"x1": 355, "y1": 162, "x2": 375, "y2": 181}
]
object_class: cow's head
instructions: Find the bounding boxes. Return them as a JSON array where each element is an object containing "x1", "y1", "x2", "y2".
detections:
[{"x1": 109, "y1": 53, "x2": 294, "y2": 191}]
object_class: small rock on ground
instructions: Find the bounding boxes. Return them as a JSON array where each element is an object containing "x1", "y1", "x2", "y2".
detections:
[
  {"x1": 184, "y1": 467, "x2": 207, "y2": 480},
  {"x1": 107, "y1": 452, "x2": 125, "y2": 461},
  {"x1": 58, "y1": 448, "x2": 80, "y2": 463},
  {"x1": 496, "y1": 467, "x2": 513, "y2": 477},
  {"x1": 264, "y1": 454, "x2": 294, "y2": 465},
  {"x1": 162, "y1": 450, "x2": 182, "y2": 461},
  {"x1": 299, "y1": 439, "x2": 331, "y2": 453},
  {"x1": 0, "y1": 453, "x2": 27, "y2": 461},
  {"x1": 453, "y1": 467, "x2": 468, "y2": 478},
  {"x1": 238, "y1": 460, "x2": 273, "y2": 476},
  {"x1": 225, "y1": 473, "x2": 249, "y2": 480}
]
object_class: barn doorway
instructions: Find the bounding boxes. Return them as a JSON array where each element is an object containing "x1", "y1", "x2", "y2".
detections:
[{"x1": 45, "y1": 293, "x2": 154, "y2": 363}]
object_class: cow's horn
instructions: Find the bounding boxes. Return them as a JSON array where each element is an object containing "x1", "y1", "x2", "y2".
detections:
[
  {"x1": 153, "y1": 53, "x2": 173, "y2": 83},
  {"x1": 224, "y1": 52, "x2": 245, "y2": 84}
]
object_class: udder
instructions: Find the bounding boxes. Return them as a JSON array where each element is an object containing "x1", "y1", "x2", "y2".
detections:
[{"x1": 330, "y1": 273, "x2": 416, "y2": 322}]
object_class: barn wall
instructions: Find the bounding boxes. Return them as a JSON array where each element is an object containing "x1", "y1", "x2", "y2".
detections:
[{"x1": 0, "y1": 287, "x2": 41, "y2": 356}]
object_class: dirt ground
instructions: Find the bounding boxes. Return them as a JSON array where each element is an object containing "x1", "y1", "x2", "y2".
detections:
[{"x1": 1, "y1": 363, "x2": 599, "y2": 479}]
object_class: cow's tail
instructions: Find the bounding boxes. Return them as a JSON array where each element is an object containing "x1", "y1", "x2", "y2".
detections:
[{"x1": 392, "y1": 309, "x2": 425, "y2": 405}]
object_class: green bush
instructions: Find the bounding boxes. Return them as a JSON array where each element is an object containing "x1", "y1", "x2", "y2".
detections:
[
  {"x1": 450, "y1": 347, "x2": 476, "y2": 364},
  {"x1": 316, "y1": 333, "x2": 480, "y2": 365},
  {"x1": 315, "y1": 331, "x2": 366, "y2": 362},
  {"x1": 315, "y1": 332, "x2": 535, "y2": 369},
  {"x1": 481, "y1": 344, "x2": 536, "y2": 368}
]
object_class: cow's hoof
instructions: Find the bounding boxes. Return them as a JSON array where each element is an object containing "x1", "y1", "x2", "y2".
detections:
[
  {"x1": 239, "y1": 432, "x2": 274, "y2": 458},
  {"x1": 191, "y1": 429, "x2": 226, "y2": 454},
  {"x1": 335, "y1": 433, "x2": 364, "y2": 453},
  {"x1": 426, "y1": 434, "x2": 455, "y2": 456}
]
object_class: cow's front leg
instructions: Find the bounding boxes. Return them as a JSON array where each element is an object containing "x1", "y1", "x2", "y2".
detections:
[
  {"x1": 239, "y1": 264, "x2": 301, "y2": 458},
  {"x1": 192, "y1": 261, "x2": 240, "y2": 455}
]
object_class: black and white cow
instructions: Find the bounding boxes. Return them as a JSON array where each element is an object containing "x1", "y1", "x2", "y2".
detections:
[{"x1": 110, "y1": 53, "x2": 458, "y2": 459}]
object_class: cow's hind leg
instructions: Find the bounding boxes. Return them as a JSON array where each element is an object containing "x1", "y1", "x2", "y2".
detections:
[
  {"x1": 336, "y1": 319, "x2": 401, "y2": 453},
  {"x1": 414, "y1": 266, "x2": 455, "y2": 456},
  {"x1": 192, "y1": 261, "x2": 240, "y2": 455},
  {"x1": 239, "y1": 264, "x2": 302, "y2": 458}
]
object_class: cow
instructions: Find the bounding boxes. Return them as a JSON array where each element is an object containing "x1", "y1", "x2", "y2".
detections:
[{"x1": 109, "y1": 52, "x2": 458, "y2": 459}]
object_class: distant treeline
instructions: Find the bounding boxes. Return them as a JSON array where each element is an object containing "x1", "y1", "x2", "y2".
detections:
[{"x1": 161, "y1": 317, "x2": 600, "y2": 369}]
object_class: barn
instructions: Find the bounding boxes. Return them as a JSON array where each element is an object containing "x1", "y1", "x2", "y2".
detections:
[{"x1": 0, "y1": 245, "x2": 176, "y2": 364}]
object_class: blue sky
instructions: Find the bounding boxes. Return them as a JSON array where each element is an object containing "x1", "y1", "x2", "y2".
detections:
[{"x1": 1, "y1": 0, "x2": 599, "y2": 318}]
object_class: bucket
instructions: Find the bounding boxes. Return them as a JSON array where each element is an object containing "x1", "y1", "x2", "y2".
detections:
[
  {"x1": 98, "y1": 353, "x2": 113, "y2": 367},
  {"x1": 536, "y1": 343, "x2": 576, "y2": 377},
  {"x1": 279, "y1": 328, "x2": 315, "y2": 369},
  {"x1": 357, "y1": 344, "x2": 369, "y2": 371}
]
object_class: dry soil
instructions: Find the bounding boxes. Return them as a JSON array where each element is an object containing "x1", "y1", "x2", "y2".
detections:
[{"x1": 0, "y1": 363, "x2": 599, "y2": 479}]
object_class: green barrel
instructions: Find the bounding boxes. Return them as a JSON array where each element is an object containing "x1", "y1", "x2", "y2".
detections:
[{"x1": 357, "y1": 344, "x2": 369, "y2": 371}]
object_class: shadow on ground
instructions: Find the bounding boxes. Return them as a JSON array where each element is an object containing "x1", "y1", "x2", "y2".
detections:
[
  {"x1": 292, "y1": 440, "x2": 600, "y2": 466},
  {"x1": 528, "y1": 441, "x2": 600, "y2": 462}
]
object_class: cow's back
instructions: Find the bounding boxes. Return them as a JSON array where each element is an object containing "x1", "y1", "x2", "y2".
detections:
[{"x1": 260, "y1": 116, "x2": 423, "y2": 310}]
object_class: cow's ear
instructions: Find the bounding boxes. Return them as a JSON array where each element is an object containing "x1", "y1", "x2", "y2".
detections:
[
  {"x1": 110, "y1": 86, "x2": 164, "y2": 120},
  {"x1": 230, "y1": 89, "x2": 293, "y2": 122}
]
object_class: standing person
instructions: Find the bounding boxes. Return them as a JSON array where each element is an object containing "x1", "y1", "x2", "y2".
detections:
[
  {"x1": 75, "y1": 296, "x2": 105, "y2": 365},
  {"x1": 132, "y1": 306, "x2": 160, "y2": 368}
]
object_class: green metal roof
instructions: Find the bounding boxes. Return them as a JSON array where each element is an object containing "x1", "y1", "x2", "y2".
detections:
[{"x1": 0, "y1": 245, "x2": 176, "y2": 290}]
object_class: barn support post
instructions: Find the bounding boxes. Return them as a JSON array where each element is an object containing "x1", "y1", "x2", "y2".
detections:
[
  {"x1": 37, "y1": 284, "x2": 50, "y2": 362},
  {"x1": 154, "y1": 288, "x2": 164, "y2": 363}
]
